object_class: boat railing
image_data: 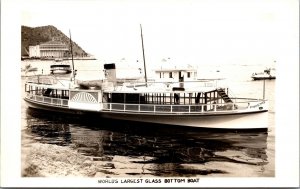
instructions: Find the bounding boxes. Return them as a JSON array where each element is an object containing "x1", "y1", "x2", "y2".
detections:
[
  {"x1": 102, "y1": 98, "x2": 266, "y2": 114},
  {"x1": 25, "y1": 93, "x2": 266, "y2": 113},
  {"x1": 124, "y1": 80, "x2": 219, "y2": 88},
  {"x1": 226, "y1": 88, "x2": 237, "y2": 103},
  {"x1": 25, "y1": 93, "x2": 69, "y2": 107}
]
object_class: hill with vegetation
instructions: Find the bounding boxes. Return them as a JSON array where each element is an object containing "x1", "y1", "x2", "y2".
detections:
[{"x1": 21, "y1": 25, "x2": 89, "y2": 57}]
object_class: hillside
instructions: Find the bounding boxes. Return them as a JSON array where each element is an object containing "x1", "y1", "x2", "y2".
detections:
[{"x1": 21, "y1": 25, "x2": 89, "y2": 57}]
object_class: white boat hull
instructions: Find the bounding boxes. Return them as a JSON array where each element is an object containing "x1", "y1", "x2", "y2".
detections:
[
  {"x1": 51, "y1": 70, "x2": 72, "y2": 74},
  {"x1": 100, "y1": 110, "x2": 268, "y2": 129},
  {"x1": 25, "y1": 98, "x2": 268, "y2": 130},
  {"x1": 252, "y1": 76, "x2": 276, "y2": 80}
]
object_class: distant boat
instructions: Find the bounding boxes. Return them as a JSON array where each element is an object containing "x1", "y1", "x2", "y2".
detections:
[
  {"x1": 50, "y1": 64, "x2": 72, "y2": 74},
  {"x1": 251, "y1": 68, "x2": 276, "y2": 80},
  {"x1": 54, "y1": 58, "x2": 64, "y2": 62}
]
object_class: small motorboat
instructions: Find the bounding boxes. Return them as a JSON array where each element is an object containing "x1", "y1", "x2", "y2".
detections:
[
  {"x1": 50, "y1": 64, "x2": 72, "y2": 74},
  {"x1": 251, "y1": 68, "x2": 276, "y2": 80}
]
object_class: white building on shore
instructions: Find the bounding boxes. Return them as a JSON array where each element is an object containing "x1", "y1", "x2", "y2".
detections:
[
  {"x1": 28, "y1": 45, "x2": 40, "y2": 58},
  {"x1": 29, "y1": 40, "x2": 69, "y2": 59}
]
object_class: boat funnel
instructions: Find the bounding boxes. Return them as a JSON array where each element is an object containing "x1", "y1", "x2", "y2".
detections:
[{"x1": 104, "y1": 63, "x2": 117, "y2": 87}]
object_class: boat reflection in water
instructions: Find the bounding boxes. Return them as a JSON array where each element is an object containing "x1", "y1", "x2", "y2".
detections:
[{"x1": 25, "y1": 108, "x2": 269, "y2": 177}]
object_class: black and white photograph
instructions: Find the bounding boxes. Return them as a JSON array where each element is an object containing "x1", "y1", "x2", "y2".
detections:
[{"x1": 1, "y1": 0, "x2": 299, "y2": 188}]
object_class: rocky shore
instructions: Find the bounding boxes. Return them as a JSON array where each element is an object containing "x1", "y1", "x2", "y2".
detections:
[{"x1": 22, "y1": 143, "x2": 155, "y2": 177}]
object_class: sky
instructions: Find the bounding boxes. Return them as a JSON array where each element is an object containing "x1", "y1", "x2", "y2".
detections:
[{"x1": 17, "y1": 0, "x2": 298, "y2": 67}]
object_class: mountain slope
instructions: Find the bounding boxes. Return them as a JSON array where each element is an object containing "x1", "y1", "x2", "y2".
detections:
[{"x1": 21, "y1": 25, "x2": 89, "y2": 57}]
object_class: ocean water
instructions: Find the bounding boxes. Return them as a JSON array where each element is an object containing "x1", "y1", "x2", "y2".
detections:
[{"x1": 21, "y1": 60, "x2": 275, "y2": 177}]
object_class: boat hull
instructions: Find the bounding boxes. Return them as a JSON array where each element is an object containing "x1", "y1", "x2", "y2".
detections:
[
  {"x1": 100, "y1": 110, "x2": 268, "y2": 129},
  {"x1": 252, "y1": 76, "x2": 276, "y2": 80},
  {"x1": 25, "y1": 98, "x2": 78, "y2": 114},
  {"x1": 51, "y1": 70, "x2": 72, "y2": 74},
  {"x1": 24, "y1": 98, "x2": 268, "y2": 130}
]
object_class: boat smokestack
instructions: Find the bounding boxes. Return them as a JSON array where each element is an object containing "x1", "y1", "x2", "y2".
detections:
[{"x1": 104, "y1": 63, "x2": 117, "y2": 87}]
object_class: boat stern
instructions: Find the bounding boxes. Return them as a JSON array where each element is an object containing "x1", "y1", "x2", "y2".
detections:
[{"x1": 248, "y1": 99, "x2": 268, "y2": 112}]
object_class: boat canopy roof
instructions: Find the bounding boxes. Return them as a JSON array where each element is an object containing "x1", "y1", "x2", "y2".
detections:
[
  {"x1": 103, "y1": 84, "x2": 219, "y2": 94},
  {"x1": 154, "y1": 68, "x2": 197, "y2": 72},
  {"x1": 50, "y1": 64, "x2": 71, "y2": 68},
  {"x1": 25, "y1": 82, "x2": 71, "y2": 90},
  {"x1": 26, "y1": 75, "x2": 72, "y2": 89}
]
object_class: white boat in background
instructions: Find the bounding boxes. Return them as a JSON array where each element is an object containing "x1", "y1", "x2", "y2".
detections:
[
  {"x1": 251, "y1": 68, "x2": 276, "y2": 80},
  {"x1": 23, "y1": 26, "x2": 269, "y2": 130},
  {"x1": 54, "y1": 58, "x2": 64, "y2": 62},
  {"x1": 50, "y1": 63, "x2": 72, "y2": 75}
]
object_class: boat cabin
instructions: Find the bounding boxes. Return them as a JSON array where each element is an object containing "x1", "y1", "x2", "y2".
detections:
[
  {"x1": 101, "y1": 63, "x2": 237, "y2": 113},
  {"x1": 154, "y1": 68, "x2": 198, "y2": 83},
  {"x1": 101, "y1": 86, "x2": 236, "y2": 113}
]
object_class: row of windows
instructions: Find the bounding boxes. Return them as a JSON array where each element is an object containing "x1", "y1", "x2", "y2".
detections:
[
  {"x1": 103, "y1": 91, "x2": 225, "y2": 105},
  {"x1": 40, "y1": 47, "x2": 69, "y2": 50},
  {"x1": 25, "y1": 85, "x2": 69, "y2": 99},
  {"x1": 159, "y1": 72, "x2": 194, "y2": 78}
]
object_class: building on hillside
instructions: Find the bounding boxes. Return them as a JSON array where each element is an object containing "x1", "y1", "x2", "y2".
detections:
[
  {"x1": 28, "y1": 45, "x2": 40, "y2": 58},
  {"x1": 29, "y1": 40, "x2": 69, "y2": 59}
]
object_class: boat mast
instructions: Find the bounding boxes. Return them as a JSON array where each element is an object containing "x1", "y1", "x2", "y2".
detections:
[
  {"x1": 140, "y1": 24, "x2": 148, "y2": 86},
  {"x1": 263, "y1": 79, "x2": 265, "y2": 100},
  {"x1": 69, "y1": 30, "x2": 75, "y2": 83}
]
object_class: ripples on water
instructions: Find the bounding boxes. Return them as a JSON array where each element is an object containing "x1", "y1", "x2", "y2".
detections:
[{"x1": 24, "y1": 108, "x2": 270, "y2": 177}]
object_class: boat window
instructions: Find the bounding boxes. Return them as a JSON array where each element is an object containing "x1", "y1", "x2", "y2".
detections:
[
  {"x1": 36, "y1": 87, "x2": 42, "y2": 95},
  {"x1": 195, "y1": 93, "x2": 201, "y2": 104},
  {"x1": 111, "y1": 93, "x2": 124, "y2": 103},
  {"x1": 103, "y1": 93, "x2": 112, "y2": 103},
  {"x1": 102, "y1": 90, "x2": 232, "y2": 107},
  {"x1": 174, "y1": 93, "x2": 180, "y2": 104},
  {"x1": 125, "y1": 93, "x2": 140, "y2": 104},
  {"x1": 61, "y1": 90, "x2": 69, "y2": 99},
  {"x1": 140, "y1": 94, "x2": 146, "y2": 103},
  {"x1": 43, "y1": 88, "x2": 52, "y2": 96},
  {"x1": 187, "y1": 72, "x2": 191, "y2": 78},
  {"x1": 25, "y1": 84, "x2": 30, "y2": 93},
  {"x1": 103, "y1": 93, "x2": 108, "y2": 103},
  {"x1": 169, "y1": 72, "x2": 172, "y2": 78}
]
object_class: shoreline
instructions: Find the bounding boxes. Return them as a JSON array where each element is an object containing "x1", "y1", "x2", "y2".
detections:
[
  {"x1": 22, "y1": 143, "x2": 157, "y2": 177},
  {"x1": 21, "y1": 57, "x2": 97, "y2": 61}
]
